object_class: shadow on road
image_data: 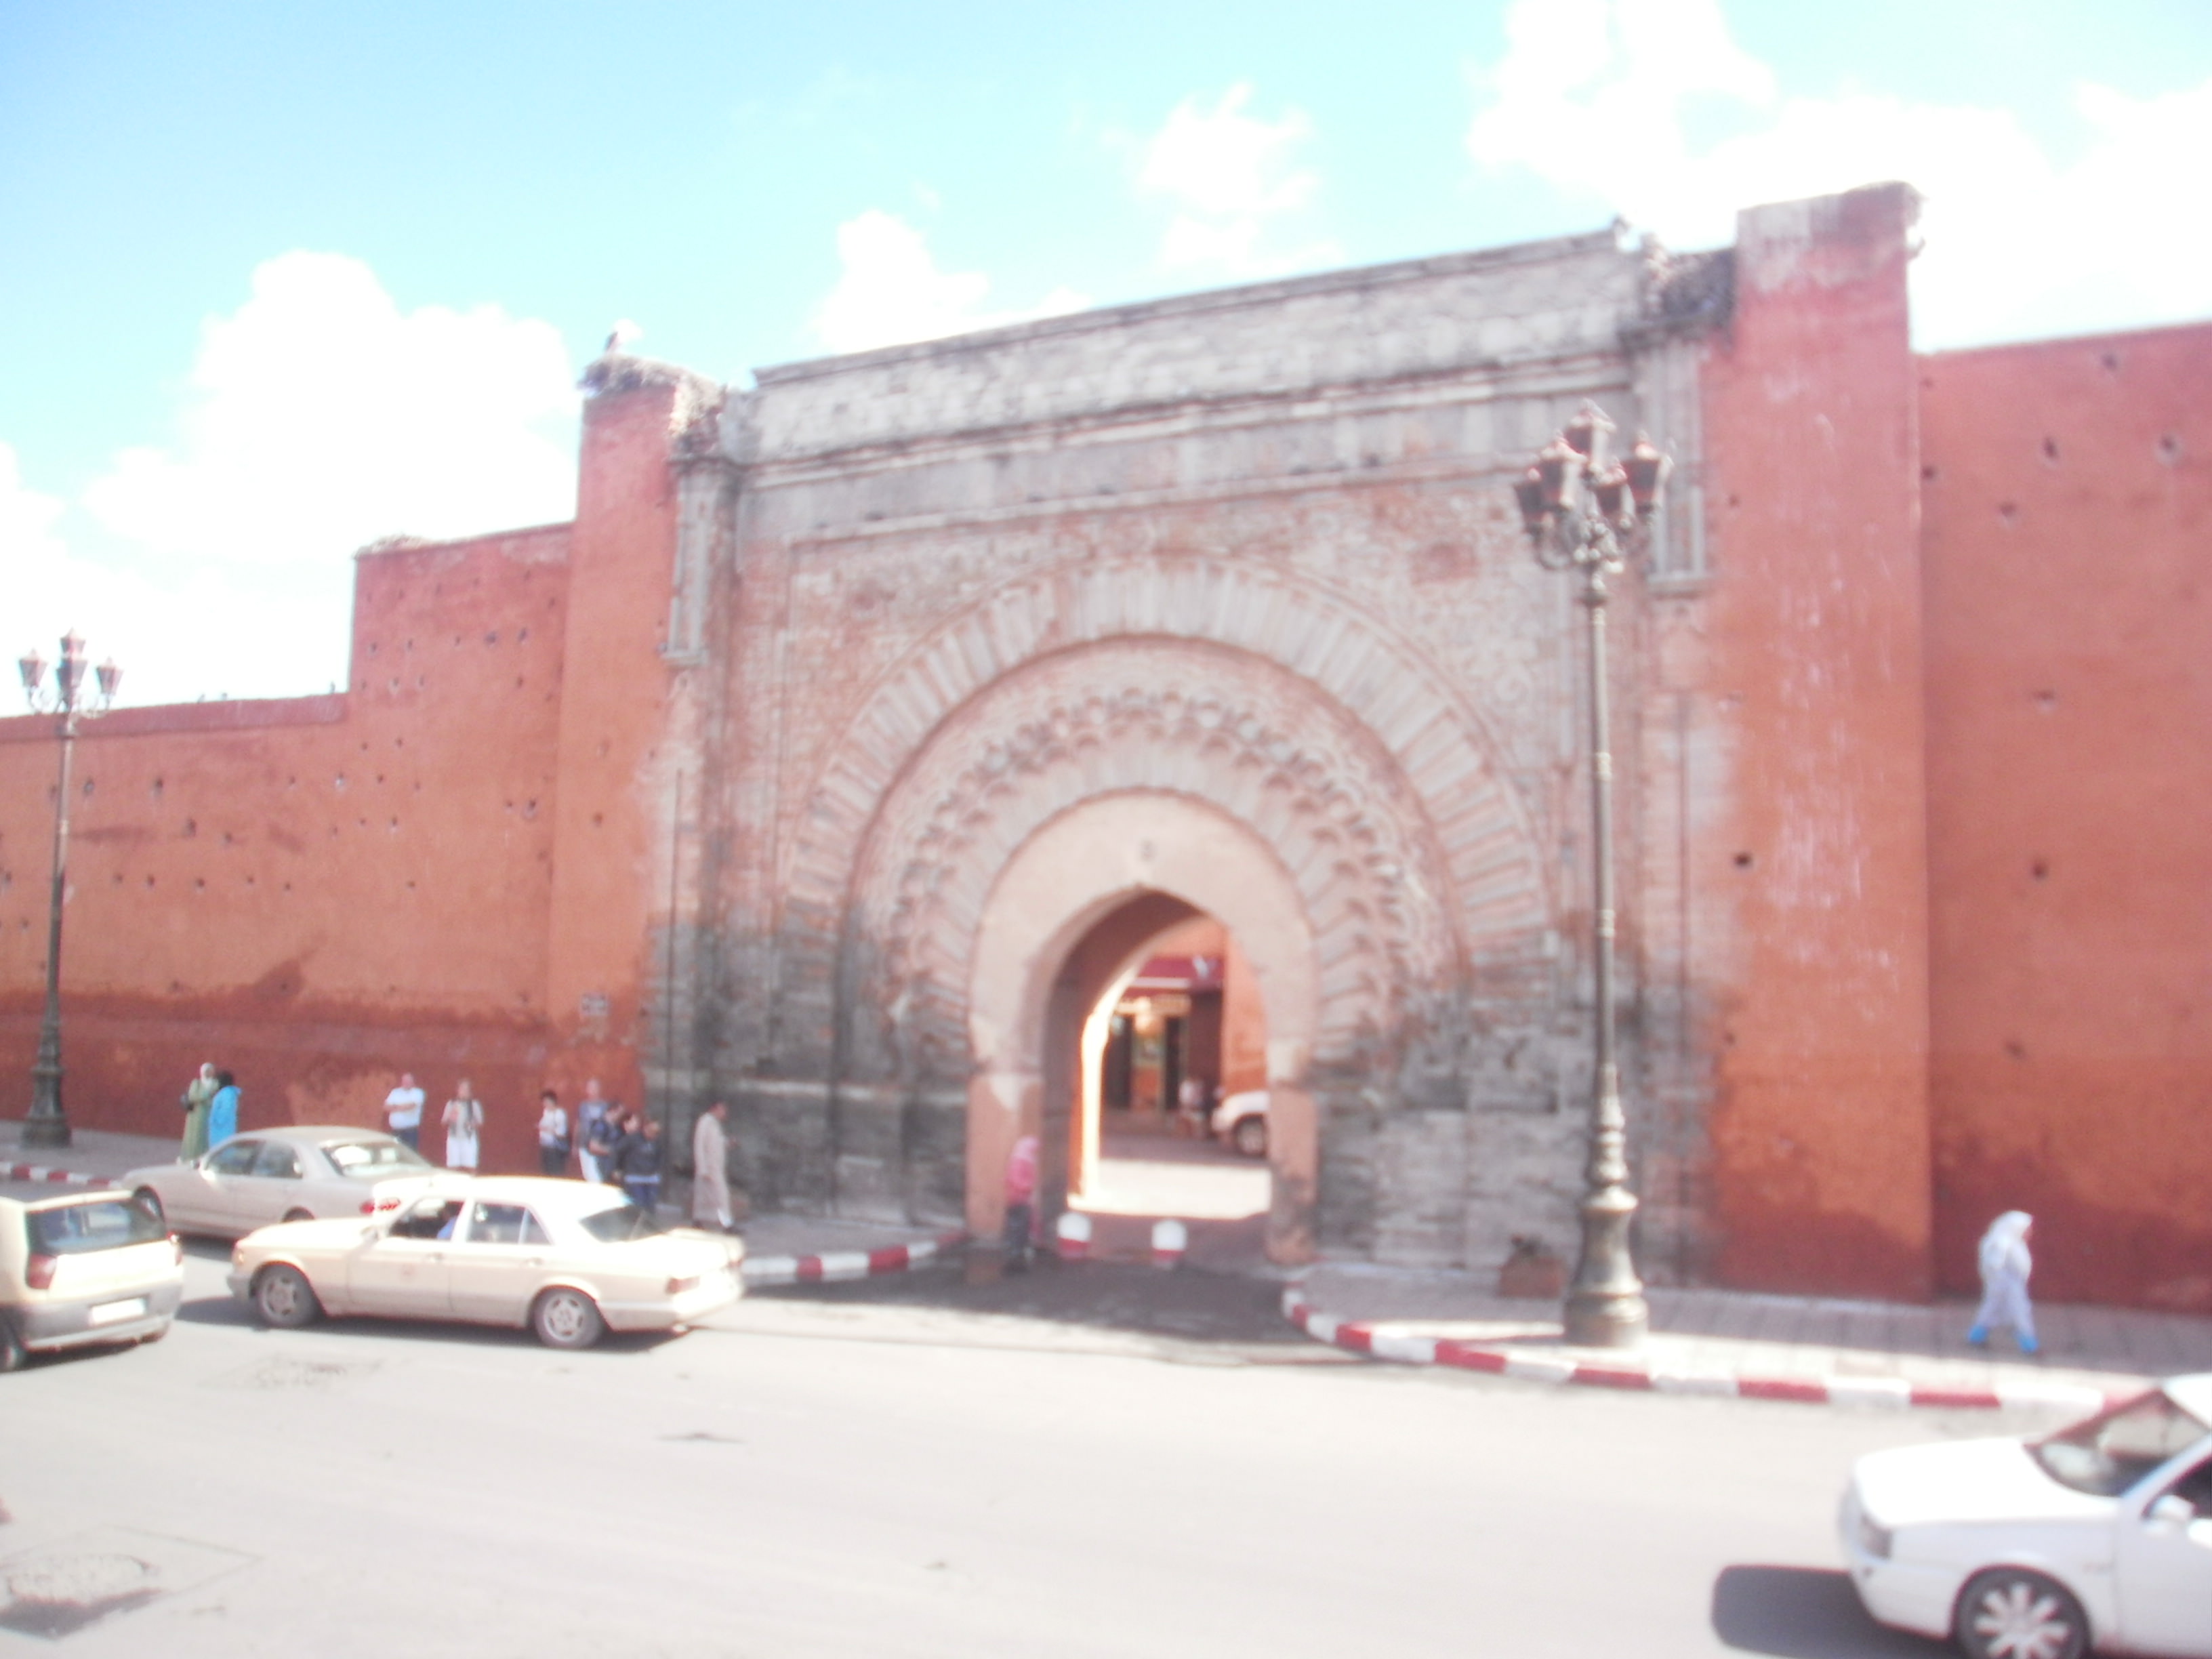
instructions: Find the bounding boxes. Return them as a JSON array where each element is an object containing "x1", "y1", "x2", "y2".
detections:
[
  {"x1": 1711, "y1": 1566, "x2": 1949, "y2": 1658},
  {"x1": 756, "y1": 1254, "x2": 1311, "y2": 1349}
]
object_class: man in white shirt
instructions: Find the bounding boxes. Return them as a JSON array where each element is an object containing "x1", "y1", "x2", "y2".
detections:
[
  {"x1": 384, "y1": 1071, "x2": 426, "y2": 1152},
  {"x1": 691, "y1": 1101, "x2": 735, "y2": 1233}
]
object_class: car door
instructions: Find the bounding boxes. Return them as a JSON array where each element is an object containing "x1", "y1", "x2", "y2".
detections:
[
  {"x1": 2116, "y1": 1453, "x2": 2212, "y2": 1656},
  {"x1": 346, "y1": 1195, "x2": 462, "y2": 1317},
  {"x1": 241, "y1": 1139, "x2": 310, "y2": 1225},
  {"x1": 445, "y1": 1202, "x2": 552, "y2": 1324},
  {"x1": 190, "y1": 1139, "x2": 264, "y2": 1233}
]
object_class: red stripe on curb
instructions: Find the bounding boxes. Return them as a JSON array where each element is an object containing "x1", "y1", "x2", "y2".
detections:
[
  {"x1": 1737, "y1": 1377, "x2": 1830, "y2": 1404},
  {"x1": 1572, "y1": 1364, "x2": 1655, "y2": 1391},
  {"x1": 1334, "y1": 1324, "x2": 1375, "y2": 1353},
  {"x1": 1434, "y1": 1341, "x2": 1509, "y2": 1374},
  {"x1": 866, "y1": 1246, "x2": 912, "y2": 1273},
  {"x1": 794, "y1": 1258, "x2": 825, "y2": 1282},
  {"x1": 1908, "y1": 1385, "x2": 2003, "y2": 1410}
]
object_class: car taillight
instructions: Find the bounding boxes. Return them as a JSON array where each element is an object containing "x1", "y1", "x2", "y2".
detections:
[
  {"x1": 26, "y1": 1253, "x2": 57, "y2": 1291},
  {"x1": 665, "y1": 1275, "x2": 699, "y2": 1294},
  {"x1": 360, "y1": 1200, "x2": 375, "y2": 1214}
]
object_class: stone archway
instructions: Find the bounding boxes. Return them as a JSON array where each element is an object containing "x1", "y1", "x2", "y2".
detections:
[{"x1": 965, "y1": 792, "x2": 1320, "y2": 1262}]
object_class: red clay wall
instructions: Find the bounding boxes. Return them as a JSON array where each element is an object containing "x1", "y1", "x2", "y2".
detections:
[
  {"x1": 1693, "y1": 184, "x2": 1936, "y2": 1298},
  {"x1": 1921, "y1": 323, "x2": 2212, "y2": 1312},
  {"x1": 0, "y1": 525, "x2": 571, "y2": 1170}
]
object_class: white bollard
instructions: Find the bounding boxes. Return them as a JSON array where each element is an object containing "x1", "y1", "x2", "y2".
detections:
[
  {"x1": 1055, "y1": 1210, "x2": 1092, "y2": 1261},
  {"x1": 1151, "y1": 1217, "x2": 1187, "y2": 1269}
]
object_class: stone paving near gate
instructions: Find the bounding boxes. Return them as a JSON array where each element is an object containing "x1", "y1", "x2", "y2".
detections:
[{"x1": 1297, "y1": 1263, "x2": 2212, "y2": 1398}]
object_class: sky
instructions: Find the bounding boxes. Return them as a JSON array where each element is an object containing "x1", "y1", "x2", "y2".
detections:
[{"x1": 4, "y1": 0, "x2": 2210, "y2": 708}]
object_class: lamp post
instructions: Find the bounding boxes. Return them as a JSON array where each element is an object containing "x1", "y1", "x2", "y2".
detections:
[
  {"x1": 16, "y1": 632, "x2": 121, "y2": 1150},
  {"x1": 1513, "y1": 404, "x2": 1671, "y2": 1349}
]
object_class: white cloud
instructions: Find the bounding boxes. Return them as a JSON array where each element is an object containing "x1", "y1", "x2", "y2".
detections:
[
  {"x1": 1466, "y1": 0, "x2": 2212, "y2": 347},
  {"x1": 5, "y1": 253, "x2": 579, "y2": 708},
  {"x1": 1136, "y1": 83, "x2": 1340, "y2": 279},
  {"x1": 811, "y1": 210, "x2": 1088, "y2": 354}
]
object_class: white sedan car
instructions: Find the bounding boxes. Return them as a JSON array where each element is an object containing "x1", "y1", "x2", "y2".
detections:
[
  {"x1": 228, "y1": 1176, "x2": 744, "y2": 1350},
  {"x1": 1841, "y1": 1375, "x2": 2212, "y2": 1658},
  {"x1": 124, "y1": 1126, "x2": 447, "y2": 1240},
  {"x1": 1212, "y1": 1089, "x2": 1269, "y2": 1158}
]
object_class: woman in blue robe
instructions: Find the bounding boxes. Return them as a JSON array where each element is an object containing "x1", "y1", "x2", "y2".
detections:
[{"x1": 207, "y1": 1070, "x2": 241, "y2": 1147}]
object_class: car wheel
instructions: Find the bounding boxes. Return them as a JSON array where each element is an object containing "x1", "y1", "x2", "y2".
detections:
[
  {"x1": 253, "y1": 1264, "x2": 323, "y2": 1329},
  {"x1": 134, "y1": 1187, "x2": 166, "y2": 1228},
  {"x1": 1955, "y1": 1568, "x2": 2089, "y2": 1659},
  {"x1": 0, "y1": 1315, "x2": 24, "y2": 1373},
  {"x1": 281, "y1": 1208, "x2": 313, "y2": 1223},
  {"x1": 1232, "y1": 1118, "x2": 1268, "y2": 1158},
  {"x1": 531, "y1": 1287, "x2": 605, "y2": 1351}
]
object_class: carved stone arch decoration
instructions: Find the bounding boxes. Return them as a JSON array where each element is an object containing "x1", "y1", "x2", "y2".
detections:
[
  {"x1": 777, "y1": 554, "x2": 1554, "y2": 1072},
  {"x1": 842, "y1": 636, "x2": 1467, "y2": 1093}
]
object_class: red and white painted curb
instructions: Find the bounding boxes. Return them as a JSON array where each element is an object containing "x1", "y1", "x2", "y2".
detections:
[
  {"x1": 3, "y1": 1160, "x2": 118, "y2": 1189},
  {"x1": 743, "y1": 1229, "x2": 966, "y2": 1288},
  {"x1": 1283, "y1": 1285, "x2": 2135, "y2": 1413}
]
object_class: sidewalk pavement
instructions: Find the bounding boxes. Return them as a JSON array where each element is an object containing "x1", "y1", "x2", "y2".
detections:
[{"x1": 1291, "y1": 1263, "x2": 2212, "y2": 1410}]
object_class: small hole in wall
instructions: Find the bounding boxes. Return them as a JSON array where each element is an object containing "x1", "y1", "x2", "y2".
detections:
[
  {"x1": 2005, "y1": 1039, "x2": 2027, "y2": 1061},
  {"x1": 2031, "y1": 859, "x2": 2049, "y2": 880},
  {"x1": 150, "y1": 777, "x2": 164, "y2": 800},
  {"x1": 517, "y1": 628, "x2": 529, "y2": 642},
  {"x1": 2157, "y1": 433, "x2": 2183, "y2": 465},
  {"x1": 144, "y1": 875, "x2": 155, "y2": 888},
  {"x1": 591, "y1": 813, "x2": 605, "y2": 828},
  {"x1": 1996, "y1": 501, "x2": 2019, "y2": 524},
  {"x1": 193, "y1": 878, "x2": 205, "y2": 892},
  {"x1": 1733, "y1": 852, "x2": 1754, "y2": 869},
  {"x1": 2042, "y1": 437, "x2": 2060, "y2": 464},
  {"x1": 1726, "y1": 494, "x2": 1740, "y2": 508},
  {"x1": 2101, "y1": 351, "x2": 2121, "y2": 373},
  {"x1": 2034, "y1": 689, "x2": 2057, "y2": 711},
  {"x1": 183, "y1": 818, "x2": 197, "y2": 838}
]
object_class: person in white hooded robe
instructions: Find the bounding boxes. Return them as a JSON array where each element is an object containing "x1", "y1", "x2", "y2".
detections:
[{"x1": 1967, "y1": 1210, "x2": 2037, "y2": 1353}]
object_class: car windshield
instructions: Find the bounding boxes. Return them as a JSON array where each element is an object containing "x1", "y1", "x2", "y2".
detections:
[
  {"x1": 2032, "y1": 1390, "x2": 2211, "y2": 1496},
  {"x1": 324, "y1": 1139, "x2": 433, "y2": 1176},
  {"x1": 28, "y1": 1195, "x2": 168, "y2": 1255},
  {"x1": 576, "y1": 1201, "x2": 669, "y2": 1243}
]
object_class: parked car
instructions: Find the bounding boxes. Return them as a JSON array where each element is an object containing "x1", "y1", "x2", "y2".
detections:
[
  {"x1": 1212, "y1": 1089, "x2": 1269, "y2": 1158},
  {"x1": 123, "y1": 1126, "x2": 447, "y2": 1240},
  {"x1": 228, "y1": 1176, "x2": 745, "y2": 1351},
  {"x1": 1, "y1": 1189, "x2": 185, "y2": 1371},
  {"x1": 1840, "y1": 1374, "x2": 2212, "y2": 1658}
]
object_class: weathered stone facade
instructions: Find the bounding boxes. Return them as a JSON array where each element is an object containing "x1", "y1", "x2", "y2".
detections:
[{"x1": 647, "y1": 220, "x2": 1727, "y2": 1270}]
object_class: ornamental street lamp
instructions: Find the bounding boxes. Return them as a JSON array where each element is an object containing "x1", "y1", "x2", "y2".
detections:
[
  {"x1": 16, "y1": 632, "x2": 121, "y2": 1149},
  {"x1": 1513, "y1": 404, "x2": 1671, "y2": 1349}
]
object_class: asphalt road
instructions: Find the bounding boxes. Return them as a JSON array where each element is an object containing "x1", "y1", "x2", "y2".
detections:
[{"x1": 0, "y1": 1243, "x2": 2076, "y2": 1657}]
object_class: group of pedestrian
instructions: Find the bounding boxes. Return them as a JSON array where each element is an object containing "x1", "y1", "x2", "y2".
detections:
[
  {"x1": 177, "y1": 1061, "x2": 241, "y2": 1160},
  {"x1": 380, "y1": 1072, "x2": 486, "y2": 1170}
]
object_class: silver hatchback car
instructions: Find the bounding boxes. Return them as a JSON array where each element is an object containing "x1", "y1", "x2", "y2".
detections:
[{"x1": 1, "y1": 1189, "x2": 185, "y2": 1370}]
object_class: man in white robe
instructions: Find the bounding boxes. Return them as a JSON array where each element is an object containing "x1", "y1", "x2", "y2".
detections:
[
  {"x1": 691, "y1": 1101, "x2": 735, "y2": 1232},
  {"x1": 1967, "y1": 1211, "x2": 2037, "y2": 1354}
]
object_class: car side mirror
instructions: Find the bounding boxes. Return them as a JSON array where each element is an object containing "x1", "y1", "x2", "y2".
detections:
[{"x1": 2149, "y1": 1495, "x2": 2194, "y2": 1527}]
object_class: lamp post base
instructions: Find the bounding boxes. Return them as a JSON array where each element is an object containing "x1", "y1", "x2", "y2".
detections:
[
  {"x1": 22, "y1": 1056, "x2": 70, "y2": 1150},
  {"x1": 1563, "y1": 1290, "x2": 1649, "y2": 1349}
]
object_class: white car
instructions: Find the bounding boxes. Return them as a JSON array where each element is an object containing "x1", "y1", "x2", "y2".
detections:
[
  {"x1": 1841, "y1": 1375, "x2": 2212, "y2": 1658},
  {"x1": 227, "y1": 1176, "x2": 744, "y2": 1350},
  {"x1": 1, "y1": 1189, "x2": 185, "y2": 1370},
  {"x1": 1212, "y1": 1090, "x2": 1269, "y2": 1158},
  {"x1": 124, "y1": 1126, "x2": 447, "y2": 1240}
]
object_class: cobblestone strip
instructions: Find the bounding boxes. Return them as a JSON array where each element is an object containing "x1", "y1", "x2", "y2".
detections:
[
  {"x1": 1283, "y1": 1284, "x2": 2138, "y2": 1413},
  {"x1": 743, "y1": 1229, "x2": 967, "y2": 1288}
]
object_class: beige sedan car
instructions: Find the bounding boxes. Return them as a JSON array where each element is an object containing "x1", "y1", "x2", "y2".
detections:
[
  {"x1": 124, "y1": 1126, "x2": 447, "y2": 1240},
  {"x1": 227, "y1": 1176, "x2": 744, "y2": 1349},
  {"x1": 2, "y1": 1189, "x2": 186, "y2": 1371}
]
